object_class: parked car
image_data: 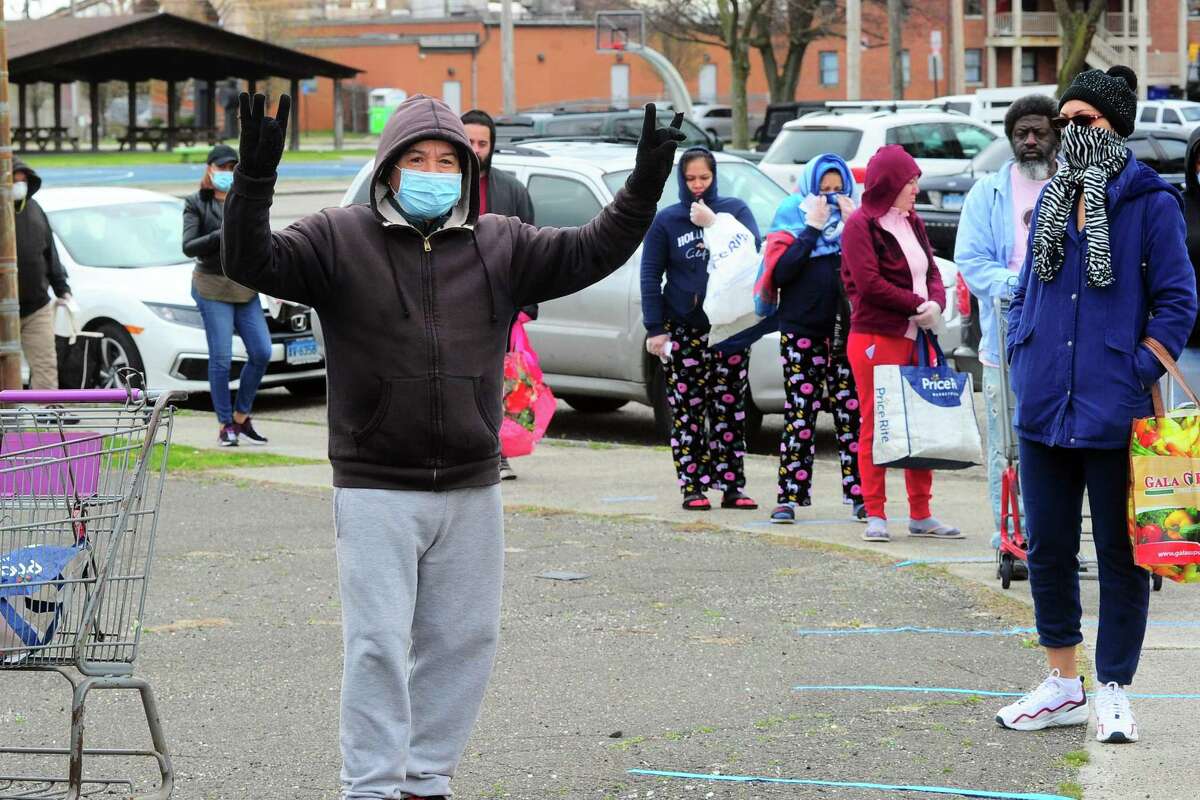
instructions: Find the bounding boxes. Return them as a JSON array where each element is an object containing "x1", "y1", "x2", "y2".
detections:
[
  {"x1": 341, "y1": 142, "x2": 966, "y2": 437},
  {"x1": 689, "y1": 103, "x2": 734, "y2": 143},
  {"x1": 759, "y1": 110, "x2": 999, "y2": 193},
  {"x1": 36, "y1": 187, "x2": 325, "y2": 394},
  {"x1": 924, "y1": 85, "x2": 1057, "y2": 132},
  {"x1": 753, "y1": 101, "x2": 828, "y2": 151},
  {"x1": 1136, "y1": 100, "x2": 1200, "y2": 135},
  {"x1": 493, "y1": 109, "x2": 723, "y2": 151}
]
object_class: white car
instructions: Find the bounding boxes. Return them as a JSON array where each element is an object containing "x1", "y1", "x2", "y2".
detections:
[
  {"x1": 36, "y1": 187, "x2": 326, "y2": 394},
  {"x1": 1136, "y1": 100, "x2": 1200, "y2": 134},
  {"x1": 759, "y1": 110, "x2": 999, "y2": 193},
  {"x1": 690, "y1": 103, "x2": 734, "y2": 143},
  {"x1": 342, "y1": 142, "x2": 966, "y2": 436}
]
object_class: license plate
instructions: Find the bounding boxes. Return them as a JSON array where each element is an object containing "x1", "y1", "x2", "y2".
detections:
[
  {"x1": 941, "y1": 192, "x2": 964, "y2": 211},
  {"x1": 285, "y1": 337, "x2": 321, "y2": 366}
]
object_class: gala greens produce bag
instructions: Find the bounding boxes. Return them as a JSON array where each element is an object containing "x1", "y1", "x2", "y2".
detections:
[{"x1": 1128, "y1": 338, "x2": 1200, "y2": 583}]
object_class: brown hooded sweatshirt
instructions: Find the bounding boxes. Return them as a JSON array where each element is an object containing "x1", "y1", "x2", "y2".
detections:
[{"x1": 222, "y1": 94, "x2": 659, "y2": 491}]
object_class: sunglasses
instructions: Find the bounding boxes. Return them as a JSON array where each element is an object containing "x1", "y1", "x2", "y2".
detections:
[{"x1": 1050, "y1": 113, "x2": 1105, "y2": 130}]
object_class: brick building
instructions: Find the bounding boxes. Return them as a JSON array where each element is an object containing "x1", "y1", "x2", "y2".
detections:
[{"x1": 276, "y1": 0, "x2": 1197, "y2": 134}]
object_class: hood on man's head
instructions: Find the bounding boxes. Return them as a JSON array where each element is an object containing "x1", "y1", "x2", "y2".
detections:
[
  {"x1": 860, "y1": 145, "x2": 920, "y2": 218},
  {"x1": 676, "y1": 147, "x2": 719, "y2": 207},
  {"x1": 371, "y1": 94, "x2": 479, "y2": 227},
  {"x1": 799, "y1": 153, "x2": 854, "y2": 199},
  {"x1": 12, "y1": 157, "x2": 41, "y2": 199}
]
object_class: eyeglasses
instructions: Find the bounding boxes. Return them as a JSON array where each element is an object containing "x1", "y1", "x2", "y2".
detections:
[{"x1": 1050, "y1": 114, "x2": 1105, "y2": 130}]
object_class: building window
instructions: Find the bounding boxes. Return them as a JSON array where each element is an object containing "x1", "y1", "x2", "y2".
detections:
[
  {"x1": 965, "y1": 49, "x2": 983, "y2": 84},
  {"x1": 965, "y1": 0, "x2": 982, "y2": 14},
  {"x1": 1021, "y1": 50, "x2": 1037, "y2": 84},
  {"x1": 901, "y1": 49, "x2": 911, "y2": 86},
  {"x1": 1192, "y1": 0, "x2": 1200, "y2": 16},
  {"x1": 819, "y1": 51, "x2": 839, "y2": 86}
]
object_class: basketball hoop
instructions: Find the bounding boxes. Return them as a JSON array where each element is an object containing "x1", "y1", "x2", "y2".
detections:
[{"x1": 596, "y1": 11, "x2": 644, "y2": 54}]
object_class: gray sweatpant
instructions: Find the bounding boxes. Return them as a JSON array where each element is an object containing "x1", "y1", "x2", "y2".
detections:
[{"x1": 334, "y1": 485, "x2": 504, "y2": 799}]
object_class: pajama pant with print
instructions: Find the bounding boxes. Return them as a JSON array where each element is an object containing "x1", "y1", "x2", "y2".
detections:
[
  {"x1": 776, "y1": 331, "x2": 863, "y2": 506},
  {"x1": 665, "y1": 322, "x2": 751, "y2": 496}
]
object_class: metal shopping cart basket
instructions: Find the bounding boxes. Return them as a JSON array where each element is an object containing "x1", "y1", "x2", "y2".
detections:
[{"x1": 0, "y1": 388, "x2": 184, "y2": 800}]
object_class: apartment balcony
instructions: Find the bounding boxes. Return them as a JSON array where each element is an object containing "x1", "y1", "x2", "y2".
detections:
[{"x1": 989, "y1": 11, "x2": 1058, "y2": 41}]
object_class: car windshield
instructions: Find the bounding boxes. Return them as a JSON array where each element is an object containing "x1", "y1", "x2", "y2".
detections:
[
  {"x1": 1182, "y1": 107, "x2": 1200, "y2": 122},
  {"x1": 49, "y1": 200, "x2": 187, "y2": 268},
  {"x1": 972, "y1": 138, "x2": 1013, "y2": 173},
  {"x1": 603, "y1": 162, "x2": 788, "y2": 233},
  {"x1": 762, "y1": 128, "x2": 861, "y2": 165}
]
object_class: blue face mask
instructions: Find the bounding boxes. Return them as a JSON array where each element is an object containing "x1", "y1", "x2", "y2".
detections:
[
  {"x1": 394, "y1": 169, "x2": 462, "y2": 220},
  {"x1": 211, "y1": 171, "x2": 234, "y2": 192}
]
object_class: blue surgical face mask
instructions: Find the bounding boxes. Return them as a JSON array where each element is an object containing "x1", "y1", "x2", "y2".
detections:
[
  {"x1": 394, "y1": 169, "x2": 462, "y2": 220},
  {"x1": 211, "y1": 171, "x2": 234, "y2": 192}
]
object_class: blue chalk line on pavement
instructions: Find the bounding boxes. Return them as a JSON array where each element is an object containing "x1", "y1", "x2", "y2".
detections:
[
  {"x1": 795, "y1": 625, "x2": 1036, "y2": 637},
  {"x1": 744, "y1": 518, "x2": 851, "y2": 527},
  {"x1": 894, "y1": 557, "x2": 999, "y2": 567},
  {"x1": 627, "y1": 768, "x2": 1073, "y2": 799},
  {"x1": 789, "y1": 684, "x2": 1200, "y2": 700},
  {"x1": 598, "y1": 495, "x2": 657, "y2": 503}
]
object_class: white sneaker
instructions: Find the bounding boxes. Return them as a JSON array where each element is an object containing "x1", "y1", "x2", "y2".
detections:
[
  {"x1": 996, "y1": 670, "x2": 1089, "y2": 731},
  {"x1": 1095, "y1": 682, "x2": 1139, "y2": 743}
]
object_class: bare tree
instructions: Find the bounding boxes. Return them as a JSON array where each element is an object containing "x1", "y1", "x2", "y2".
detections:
[
  {"x1": 1055, "y1": 0, "x2": 1106, "y2": 94},
  {"x1": 644, "y1": 0, "x2": 771, "y2": 149},
  {"x1": 749, "y1": 0, "x2": 842, "y2": 104}
]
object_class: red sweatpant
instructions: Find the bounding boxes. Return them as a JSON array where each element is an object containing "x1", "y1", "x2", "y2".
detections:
[{"x1": 846, "y1": 331, "x2": 933, "y2": 520}]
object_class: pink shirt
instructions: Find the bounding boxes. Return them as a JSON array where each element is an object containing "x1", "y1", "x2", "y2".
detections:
[
  {"x1": 1008, "y1": 169, "x2": 1050, "y2": 272},
  {"x1": 879, "y1": 207, "x2": 928, "y2": 340}
]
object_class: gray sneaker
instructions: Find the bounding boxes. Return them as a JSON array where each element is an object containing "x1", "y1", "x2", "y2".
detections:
[
  {"x1": 499, "y1": 457, "x2": 517, "y2": 481},
  {"x1": 862, "y1": 517, "x2": 890, "y2": 543}
]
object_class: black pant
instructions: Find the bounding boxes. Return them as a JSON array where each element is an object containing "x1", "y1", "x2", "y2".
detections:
[{"x1": 1019, "y1": 438, "x2": 1149, "y2": 685}]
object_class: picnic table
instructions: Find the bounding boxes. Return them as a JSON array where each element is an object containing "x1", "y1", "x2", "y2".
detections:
[
  {"x1": 117, "y1": 126, "x2": 221, "y2": 152},
  {"x1": 14, "y1": 126, "x2": 80, "y2": 152}
]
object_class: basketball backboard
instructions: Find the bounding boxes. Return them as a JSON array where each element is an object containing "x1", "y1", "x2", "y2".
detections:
[{"x1": 596, "y1": 11, "x2": 645, "y2": 53}]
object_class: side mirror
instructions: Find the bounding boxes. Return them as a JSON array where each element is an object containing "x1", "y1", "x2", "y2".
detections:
[{"x1": 710, "y1": 137, "x2": 724, "y2": 152}]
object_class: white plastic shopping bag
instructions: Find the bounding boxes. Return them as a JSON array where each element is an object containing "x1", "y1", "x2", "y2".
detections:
[
  {"x1": 872, "y1": 332, "x2": 982, "y2": 470},
  {"x1": 701, "y1": 213, "x2": 760, "y2": 327}
]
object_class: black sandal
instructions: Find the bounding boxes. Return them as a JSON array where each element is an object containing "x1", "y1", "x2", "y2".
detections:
[
  {"x1": 682, "y1": 493, "x2": 711, "y2": 511},
  {"x1": 721, "y1": 491, "x2": 758, "y2": 510}
]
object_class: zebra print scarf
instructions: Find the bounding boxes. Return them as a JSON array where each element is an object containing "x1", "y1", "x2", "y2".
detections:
[{"x1": 1031, "y1": 124, "x2": 1128, "y2": 288}]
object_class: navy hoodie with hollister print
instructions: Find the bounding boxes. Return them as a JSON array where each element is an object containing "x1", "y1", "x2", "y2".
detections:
[{"x1": 639, "y1": 148, "x2": 761, "y2": 336}]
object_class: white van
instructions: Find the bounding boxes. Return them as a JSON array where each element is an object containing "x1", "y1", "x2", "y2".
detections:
[{"x1": 926, "y1": 85, "x2": 1058, "y2": 131}]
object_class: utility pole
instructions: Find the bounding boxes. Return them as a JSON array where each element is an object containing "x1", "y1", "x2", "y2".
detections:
[
  {"x1": 846, "y1": 0, "x2": 861, "y2": 100},
  {"x1": 888, "y1": 0, "x2": 903, "y2": 99},
  {"x1": 501, "y1": 0, "x2": 516, "y2": 115},
  {"x1": 0, "y1": 4, "x2": 22, "y2": 391}
]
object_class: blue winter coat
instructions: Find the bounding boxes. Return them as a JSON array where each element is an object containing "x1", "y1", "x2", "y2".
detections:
[
  {"x1": 640, "y1": 148, "x2": 761, "y2": 336},
  {"x1": 1007, "y1": 153, "x2": 1198, "y2": 449}
]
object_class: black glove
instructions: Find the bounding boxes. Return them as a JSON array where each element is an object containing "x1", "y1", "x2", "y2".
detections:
[
  {"x1": 625, "y1": 103, "x2": 686, "y2": 201},
  {"x1": 237, "y1": 92, "x2": 292, "y2": 179}
]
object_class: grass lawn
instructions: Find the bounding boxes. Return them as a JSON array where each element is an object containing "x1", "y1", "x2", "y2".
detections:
[
  {"x1": 27, "y1": 148, "x2": 375, "y2": 168},
  {"x1": 154, "y1": 443, "x2": 323, "y2": 473}
]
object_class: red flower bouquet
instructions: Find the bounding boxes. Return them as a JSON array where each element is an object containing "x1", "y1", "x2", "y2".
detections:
[{"x1": 500, "y1": 315, "x2": 555, "y2": 458}]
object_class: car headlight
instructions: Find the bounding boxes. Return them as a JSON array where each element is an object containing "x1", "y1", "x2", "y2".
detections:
[{"x1": 144, "y1": 302, "x2": 205, "y2": 328}]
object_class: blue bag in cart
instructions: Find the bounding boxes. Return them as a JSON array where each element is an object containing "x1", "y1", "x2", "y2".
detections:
[
  {"x1": 0, "y1": 543, "x2": 91, "y2": 663},
  {"x1": 872, "y1": 330, "x2": 983, "y2": 470}
]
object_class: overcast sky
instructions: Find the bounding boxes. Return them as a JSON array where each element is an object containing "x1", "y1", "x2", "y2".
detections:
[{"x1": 5, "y1": 0, "x2": 71, "y2": 18}]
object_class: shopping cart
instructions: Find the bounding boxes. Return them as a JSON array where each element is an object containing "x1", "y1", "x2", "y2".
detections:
[
  {"x1": 993, "y1": 297, "x2": 1027, "y2": 589},
  {"x1": 0, "y1": 388, "x2": 184, "y2": 800}
]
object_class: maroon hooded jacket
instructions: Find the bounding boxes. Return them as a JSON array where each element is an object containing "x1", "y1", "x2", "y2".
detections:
[
  {"x1": 222, "y1": 95, "x2": 660, "y2": 491},
  {"x1": 841, "y1": 144, "x2": 946, "y2": 339}
]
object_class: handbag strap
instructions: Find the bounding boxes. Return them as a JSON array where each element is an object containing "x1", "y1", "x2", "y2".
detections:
[
  {"x1": 1144, "y1": 336, "x2": 1200, "y2": 417},
  {"x1": 914, "y1": 329, "x2": 946, "y2": 369}
]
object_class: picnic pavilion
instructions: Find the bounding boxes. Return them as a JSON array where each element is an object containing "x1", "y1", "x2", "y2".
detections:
[{"x1": 9, "y1": 12, "x2": 360, "y2": 153}]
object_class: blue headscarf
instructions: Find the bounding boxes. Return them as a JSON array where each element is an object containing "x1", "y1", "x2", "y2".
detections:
[{"x1": 767, "y1": 153, "x2": 855, "y2": 258}]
